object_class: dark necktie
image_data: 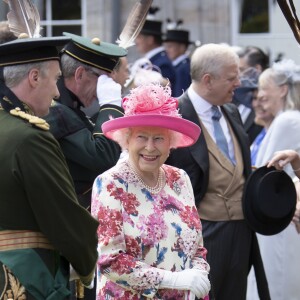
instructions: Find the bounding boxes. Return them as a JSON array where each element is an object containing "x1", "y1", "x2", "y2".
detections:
[{"x1": 211, "y1": 105, "x2": 231, "y2": 161}]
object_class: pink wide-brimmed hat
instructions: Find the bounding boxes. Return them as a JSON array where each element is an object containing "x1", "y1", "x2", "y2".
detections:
[{"x1": 102, "y1": 83, "x2": 201, "y2": 148}]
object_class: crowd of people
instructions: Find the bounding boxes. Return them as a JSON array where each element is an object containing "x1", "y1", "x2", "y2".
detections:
[{"x1": 0, "y1": 3, "x2": 300, "y2": 300}]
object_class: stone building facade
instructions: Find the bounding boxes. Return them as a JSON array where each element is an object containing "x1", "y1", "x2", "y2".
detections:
[{"x1": 1, "y1": 0, "x2": 300, "y2": 64}]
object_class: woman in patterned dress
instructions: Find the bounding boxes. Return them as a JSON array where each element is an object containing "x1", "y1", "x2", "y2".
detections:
[{"x1": 91, "y1": 83, "x2": 210, "y2": 300}]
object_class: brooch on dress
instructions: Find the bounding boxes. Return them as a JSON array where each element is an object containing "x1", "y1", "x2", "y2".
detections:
[{"x1": 172, "y1": 181, "x2": 181, "y2": 195}]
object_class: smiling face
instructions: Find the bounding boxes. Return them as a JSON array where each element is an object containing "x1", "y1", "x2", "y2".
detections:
[
  {"x1": 257, "y1": 75, "x2": 287, "y2": 118},
  {"x1": 209, "y1": 63, "x2": 240, "y2": 105},
  {"x1": 252, "y1": 90, "x2": 275, "y2": 128},
  {"x1": 127, "y1": 126, "x2": 171, "y2": 177}
]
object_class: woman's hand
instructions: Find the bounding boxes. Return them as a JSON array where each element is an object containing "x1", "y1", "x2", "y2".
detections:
[
  {"x1": 267, "y1": 150, "x2": 300, "y2": 171},
  {"x1": 160, "y1": 269, "x2": 210, "y2": 298}
]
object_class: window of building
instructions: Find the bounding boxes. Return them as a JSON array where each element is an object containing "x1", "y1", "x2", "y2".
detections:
[
  {"x1": 0, "y1": 0, "x2": 84, "y2": 37},
  {"x1": 37, "y1": 0, "x2": 83, "y2": 36},
  {"x1": 239, "y1": 0, "x2": 269, "y2": 33}
]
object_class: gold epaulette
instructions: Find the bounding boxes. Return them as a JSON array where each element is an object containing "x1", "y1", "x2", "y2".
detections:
[{"x1": 10, "y1": 107, "x2": 50, "y2": 131}]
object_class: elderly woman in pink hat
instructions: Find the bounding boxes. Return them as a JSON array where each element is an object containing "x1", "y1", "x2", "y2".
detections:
[{"x1": 91, "y1": 83, "x2": 210, "y2": 300}]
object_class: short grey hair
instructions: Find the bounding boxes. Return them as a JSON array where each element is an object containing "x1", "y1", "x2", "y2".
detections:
[
  {"x1": 60, "y1": 53, "x2": 107, "y2": 78},
  {"x1": 4, "y1": 61, "x2": 50, "y2": 88},
  {"x1": 191, "y1": 43, "x2": 239, "y2": 81}
]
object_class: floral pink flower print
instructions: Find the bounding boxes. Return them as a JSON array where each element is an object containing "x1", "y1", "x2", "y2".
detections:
[
  {"x1": 102, "y1": 280, "x2": 125, "y2": 298},
  {"x1": 92, "y1": 161, "x2": 210, "y2": 299},
  {"x1": 125, "y1": 235, "x2": 141, "y2": 257},
  {"x1": 110, "y1": 253, "x2": 137, "y2": 275},
  {"x1": 137, "y1": 213, "x2": 168, "y2": 246},
  {"x1": 125, "y1": 266, "x2": 163, "y2": 292},
  {"x1": 172, "y1": 228, "x2": 198, "y2": 259},
  {"x1": 158, "y1": 289, "x2": 186, "y2": 299},
  {"x1": 99, "y1": 281, "x2": 140, "y2": 300},
  {"x1": 96, "y1": 206, "x2": 123, "y2": 246},
  {"x1": 156, "y1": 194, "x2": 184, "y2": 214},
  {"x1": 179, "y1": 205, "x2": 201, "y2": 230},
  {"x1": 107, "y1": 182, "x2": 140, "y2": 215},
  {"x1": 164, "y1": 166, "x2": 181, "y2": 188}
]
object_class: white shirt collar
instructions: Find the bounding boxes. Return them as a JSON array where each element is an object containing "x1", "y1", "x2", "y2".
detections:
[
  {"x1": 172, "y1": 54, "x2": 188, "y2": 66},
  {"x1": 145, "y1": 46, "x2": 165, "y2": 60},
  {"x1": 187, "y1": 86, "x2": 212, "y2": 116},
  {"x1": 187, "y1": 86, "x2": 235, "y2": 163}
]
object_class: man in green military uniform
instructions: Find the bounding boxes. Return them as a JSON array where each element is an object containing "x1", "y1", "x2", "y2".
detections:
[
  {"x1": 0, "y1": 36, "x2": 98, "y2": 299},
  {"x1": 45, "y1": 32, "x2": 128, "y2": 209},
  {"x1": 44, "y1": 32, "x2": 127, "y2": 299}
]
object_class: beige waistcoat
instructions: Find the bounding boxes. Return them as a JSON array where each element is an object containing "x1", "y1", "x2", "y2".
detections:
[{"x1": 198, "y1": 118, "x2": 245, "y2": 221}]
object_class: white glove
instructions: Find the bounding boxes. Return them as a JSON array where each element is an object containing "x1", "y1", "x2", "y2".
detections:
[
  {"x1": 69, "y1": 265, "x2": 94, "y2": 289},
  {"x1": 69, "y1": 265, "x2": 80, "y2": 281},
  {"x1": 189, "y1": 292, "x2": 196, "y2": 300},
  {"x1": 185, "y1": 291, "x2": 196, "y2": 300},
  {"x1": 160, "y1": 269, "x2": 211, "y2": 299},
  {"x1": 84, "y1": 279, "x2": 94, "y2": 289},
  {"x1": 97, "y1": 74, "x2": 122, "y2": 107}
]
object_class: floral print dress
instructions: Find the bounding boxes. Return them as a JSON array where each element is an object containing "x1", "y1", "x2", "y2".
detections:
[{"x1": 91, "y1": 160, "x2": 209, "y2": 299}]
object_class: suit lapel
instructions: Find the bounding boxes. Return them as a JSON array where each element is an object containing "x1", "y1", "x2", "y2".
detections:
[
  {"x1": 178, "y1": 93, "x2": 209, "y2": 173},
  {"x1": 178, "y1": 94, "x2": 251, "y2": 179},
  {"x1": 244, "y1": 109, "x2": 255, "y2": 132}
]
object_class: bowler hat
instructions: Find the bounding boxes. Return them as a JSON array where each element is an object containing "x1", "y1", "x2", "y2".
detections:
[{"x1": 242, "y1": 166, "x2": 296, "y2": 235}]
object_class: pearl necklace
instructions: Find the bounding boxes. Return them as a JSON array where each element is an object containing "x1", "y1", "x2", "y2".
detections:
[{"x1": 127, "y1": 161, "x2": 165, "y2": 194}]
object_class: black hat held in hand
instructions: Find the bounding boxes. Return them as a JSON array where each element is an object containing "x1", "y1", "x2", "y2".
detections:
[{"x1": 242, "y1": 166, "x2": 297, "y2": 235}]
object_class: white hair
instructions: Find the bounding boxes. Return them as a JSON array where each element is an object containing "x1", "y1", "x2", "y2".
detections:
[{"x1": 191, "y1": 43, "x2": 239, "y2": 81}]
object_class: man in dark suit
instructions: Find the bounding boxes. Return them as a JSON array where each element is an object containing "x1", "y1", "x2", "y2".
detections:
[
  {"x1": 166, "y1": 43, "x2": 268, "y2": 300},
  {"x1": 163, "y1": 20, "x2": 192, "y2": 97},
  {"x1": 234, "y1": 46, "x2": 269, "y2": 144},
  {"x1": 135, "y1": 7, "x2": 176, "y2": 95}
]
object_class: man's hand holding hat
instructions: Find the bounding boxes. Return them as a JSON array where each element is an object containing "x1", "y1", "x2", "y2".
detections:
[
  {"x1": 97, "y1": 74, "x2": 122, "y2": 107},
  {"x1": 267, "y1": 149, "x2": 300, "y2": 233}
]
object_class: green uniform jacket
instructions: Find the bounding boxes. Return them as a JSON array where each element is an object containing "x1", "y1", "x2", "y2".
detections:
[
  {"x1": 0, "y1": 108, "x2": 98, "y2": 281},
  {"x1": 45, "y1": 79, "x2": 124, "y2": 207}
]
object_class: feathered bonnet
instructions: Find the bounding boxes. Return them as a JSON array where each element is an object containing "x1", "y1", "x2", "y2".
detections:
[{"x1": 102, "y1": 83, "x2": 201, "y2": 148}]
